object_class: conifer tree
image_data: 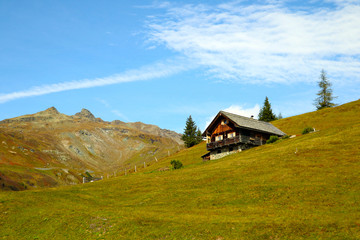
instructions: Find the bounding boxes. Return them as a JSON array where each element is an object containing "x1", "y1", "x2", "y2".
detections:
[
  {"x1": 196, "y1": 128, "x2": 202, "y2": 144},
  {"x1": 258, "y1": 96, "x2": 277, "y2": 122},
  {"x1": 182, "y1": 115, "x2": 202, "y2": 148},
  {"x1": 314, "y1": 69, "x2": 336, "y2": 110}
]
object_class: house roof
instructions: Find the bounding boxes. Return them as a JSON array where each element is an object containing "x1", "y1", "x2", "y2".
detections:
[{"x1": 203, "y1": 111, "x2": 286, "y2": 136}]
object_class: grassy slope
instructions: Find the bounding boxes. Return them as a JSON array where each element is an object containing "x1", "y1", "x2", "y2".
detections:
[
  {"x1": 0, "y1": 119, "x2": 182, "y2": 190},
  {"x1": 0, "y1": 100, "x2": 359, "y2": 239}
]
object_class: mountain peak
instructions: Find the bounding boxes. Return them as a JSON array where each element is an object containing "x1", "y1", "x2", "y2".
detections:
[
  {"x1": 75, "y1": 108, "x2": 96, "y2": 121},
  {"x1": 40, "y1": 107, "x2": 60, "y2": 115}
]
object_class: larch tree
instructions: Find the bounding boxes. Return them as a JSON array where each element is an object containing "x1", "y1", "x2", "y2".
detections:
[
  {"x1": 258, "y1": 96, "x2": 277, "y2": 122},
  {"x1": 314, "y1": 69, "x2": 336, "y2": 110},
  {"x1": 182, "y1": 115, "x2": 202, "y2": 148}
]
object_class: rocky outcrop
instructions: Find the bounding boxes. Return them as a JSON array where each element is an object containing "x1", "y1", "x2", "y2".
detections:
[
  {"x1": 74, "y1": 109, "x2": 97, "y2": 121},
  {"x1": 0, "y1": 106, "x2": 66, "y2": 124},
  {"x1": 39, "y1": 106, "x2": 60, "y2": 115}
]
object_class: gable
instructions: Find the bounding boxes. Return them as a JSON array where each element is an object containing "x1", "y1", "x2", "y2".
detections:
[
  {"x1": 212, "y1": 121, "x2": 234, "y2": 135},
  {"x1": 205, "y1": 115, "x2": 235, "y2": 136}
]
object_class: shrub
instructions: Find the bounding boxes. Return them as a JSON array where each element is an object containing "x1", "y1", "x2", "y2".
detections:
[
  {"x1": 302, "y1": 127, "x2": 314, "y2": 135},
  {"x1": 282, "y1": 135, "x2": 290, "y2": 139},
  {"x1": 81, "y1": 171, "x2": 94, "y2": 182},
  {"x1": 266, "y1": 135, "x2": 279, "y2": 144},
  {"x1": 170, "y1": 160, "x2": 183, "y2": 169}
]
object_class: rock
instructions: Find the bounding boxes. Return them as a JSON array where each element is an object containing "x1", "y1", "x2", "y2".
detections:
[
  {"x1": 158, "y1": 167, "x2": 170, "y2": 172},
  {"x1": 111, "y1": 120, "x2": 125, "y2": 125},
  {"x1": 0, "y1": 106, "x2": 68, "y2": 124},
  {"x1": 75, "y1": 109, "x2": 96, "y2": 121},
  {"x1": 41, "y1": 107, "x2": 60, "y2": 115}
]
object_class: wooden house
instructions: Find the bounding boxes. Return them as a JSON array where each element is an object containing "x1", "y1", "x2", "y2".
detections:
[{"x1": 202, "y1": 111, "x2": 286, "y2": 160}]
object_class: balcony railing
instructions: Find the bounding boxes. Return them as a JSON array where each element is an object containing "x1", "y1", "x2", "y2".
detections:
[{"x1": 206, "y1": 135, "x2": 264, "y2": 150}]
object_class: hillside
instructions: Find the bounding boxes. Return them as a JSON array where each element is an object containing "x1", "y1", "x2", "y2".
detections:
[
  {"x1": 0, "y1": 100, "x2": 359, "y2": 239},
  {"x1": 272, "y1": 100, "x2": 360, "y2": 135},
  {"x1": 0, "y1": 107, "x2": 183, "y2": 190}
]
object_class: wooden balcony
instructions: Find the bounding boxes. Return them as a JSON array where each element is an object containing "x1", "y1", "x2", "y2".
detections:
[{"x1": 206, "y1": 135, "x2": 264, "y2": 151}]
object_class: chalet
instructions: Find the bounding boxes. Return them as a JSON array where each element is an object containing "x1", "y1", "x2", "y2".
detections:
[{"x1": 202, "y1": 111, "x2": 286, "y2": 160}]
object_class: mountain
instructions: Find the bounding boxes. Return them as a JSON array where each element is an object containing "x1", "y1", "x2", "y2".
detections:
[
  {"x1": 0, "y1": 107, "x2": 183, "y2": 190},
  {"x1": 0, "y1": 100, "x2": 359, "y2": 238}
]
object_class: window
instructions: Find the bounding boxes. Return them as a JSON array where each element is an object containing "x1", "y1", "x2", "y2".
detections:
[
  {"x1": 227, "y1": 132, "x2": 236, "y2": 138},
  {"x1": 215, "y1": 135, "x2": 223, "y2": 141},
  {"x1": 221, "y1": 119, "x2": 228, "y2": 125}
]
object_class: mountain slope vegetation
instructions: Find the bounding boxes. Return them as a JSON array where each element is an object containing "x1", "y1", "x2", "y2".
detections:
[
  {"x1": 0, "y1": 100, "x2": 359, "y2": 239},
  {"x1": 0, "y1": 107, "x2": 183, "y2": 190}
]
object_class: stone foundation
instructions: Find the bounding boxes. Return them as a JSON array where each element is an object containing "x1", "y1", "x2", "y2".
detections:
[{"x1": 209, "y1": 144, "x2": 253, "y2": 160}]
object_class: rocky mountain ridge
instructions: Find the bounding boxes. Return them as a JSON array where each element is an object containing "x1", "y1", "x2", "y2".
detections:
[
  {"x1": 1, "y1": 107, "x2": 182, "y2": 142},
  {"x1": 0, "y1": 107, "x2": 183, "y2": 190}
]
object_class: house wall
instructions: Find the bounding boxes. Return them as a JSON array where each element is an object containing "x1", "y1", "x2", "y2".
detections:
[{"x1": 209, "y1": 144, "x2": 254, "y2": 160}]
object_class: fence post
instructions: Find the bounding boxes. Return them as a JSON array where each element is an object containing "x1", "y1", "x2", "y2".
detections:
[
  {"x1": 135, "y1": 165, "x2": 137, "y2": 172},
  {"x1": 144, "y1": 162, "x2": 146, "y2": 168}
]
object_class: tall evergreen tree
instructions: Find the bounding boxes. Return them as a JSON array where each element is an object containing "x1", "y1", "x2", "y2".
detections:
[
  {"x1": 182, "y1": 115, "x2": 202, "y2": 148},
  {"x1": 196, "y1": 128, "x2": 202, "y2": 144},
  {"x1": 314, "y1": 69, "x2": 336, "y2": 110},
  {"x1": 258, "y1": 96, "x2": 276, "y2": 122}
]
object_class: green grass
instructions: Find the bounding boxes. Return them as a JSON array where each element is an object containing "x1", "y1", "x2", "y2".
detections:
[
  {"x1": 0, "y1": 100, "x2": 359, "y2": 239},
  {"x1": 272, "y1": 99, "x2": 360, "y2": 135}
]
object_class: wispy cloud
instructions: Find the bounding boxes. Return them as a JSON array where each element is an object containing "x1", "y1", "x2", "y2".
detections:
[
  {"x1": 147, "y1": 1, "x2": 360, "y2": 84},
  {"x1": 0, "y1": 59, "x2": 189, "y2": 104},
  {"x1": 97, "y1": 98, "x2": 131, "y2": 122}
]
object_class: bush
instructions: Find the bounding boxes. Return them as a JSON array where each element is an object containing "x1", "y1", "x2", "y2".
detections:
[
  {"x1": 282, "y1": 135, "x2": 290, "y2": 139},
  {"x1": 80, "y1": 171, "x2": 94, "y2": 182},
  {"x1": 170, "y1": 160, "x2": 183, "y2": 169},
  {"x1": 302, "y1": 127, "x2": 314, "y2": 135},
  {"x1": 266, "y1": 135, "x2": 279, "y2": 144}
]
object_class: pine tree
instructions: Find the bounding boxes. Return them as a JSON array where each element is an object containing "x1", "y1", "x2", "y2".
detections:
[
  {"x1": 196, "y1": 128, "x2": 202, "y2": 144},
  {"x1": 314, "y1": 69, "x2": 336, "y2": 110},
  {"x1": 182, "y1": 115, "x2": 202, "y2": 148},
  {"x1": 258, "y1": 96, "x2": 277, "y2": 122}
]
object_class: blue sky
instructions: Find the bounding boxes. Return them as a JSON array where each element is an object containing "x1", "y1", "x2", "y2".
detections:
[{"x1": 1, "y1": 0, "x2": 359, "y2": 133}]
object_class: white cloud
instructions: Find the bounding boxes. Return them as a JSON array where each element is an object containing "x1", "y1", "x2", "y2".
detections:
[
  {"x1": 0, "y1": 59, "x2": 189, "y2": 104},
  {"x1": 204, "y1": 104, "x2": 260, "y2": 130},
  {"x1": 147, "y1": 1, "x2": 360, "y2": 84},
  {"x1": 223, "y1": 104, "x2": 260, "y2": 119}
]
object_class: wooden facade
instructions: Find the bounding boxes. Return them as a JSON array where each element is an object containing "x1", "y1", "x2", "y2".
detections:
[{"x1": 202, "y1": 111, "x2": 285, "y2": 160}]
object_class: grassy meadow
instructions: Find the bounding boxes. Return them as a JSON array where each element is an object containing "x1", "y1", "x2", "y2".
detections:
[{"x1": 0, "y1": 100, "x2": 359, "y2": 239}]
